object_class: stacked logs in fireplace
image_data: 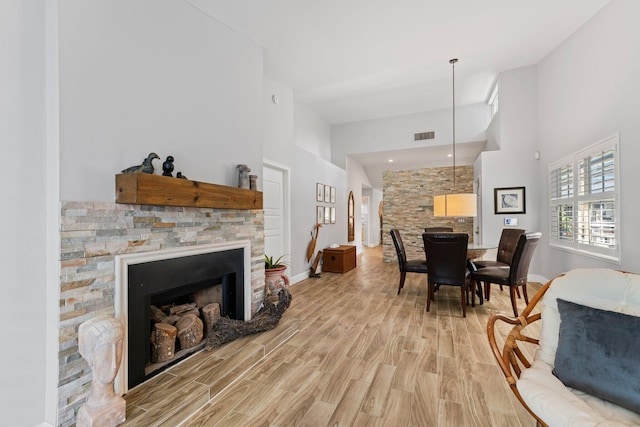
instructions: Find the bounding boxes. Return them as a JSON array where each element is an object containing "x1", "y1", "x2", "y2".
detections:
[{"x1": 149, "y1": 299, "x2": 221, "y2": 364}]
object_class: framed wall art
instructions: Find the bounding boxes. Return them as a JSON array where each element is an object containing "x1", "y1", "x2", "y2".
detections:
[
  {"x1": 324, "y1": 185, "x2": 331, "y2": 203},
  {"x1": 324, "y1": 206, "x2": 331, "y2": 224},
  {"x1": 317, "y1": 206, "x2": 324, "y2": 224},
  {"x1": 316, "y1": 183, "x2": 324, "y2": 202},
  {"x1": 330, "y1": 207, "x2": 336, "y2": 224},
  {"x1": 330, "y1": 186, "x2": 336, "y2": 204},
  {"x1": 494, "y1": 186, "x2": 526, "y2": 214}
]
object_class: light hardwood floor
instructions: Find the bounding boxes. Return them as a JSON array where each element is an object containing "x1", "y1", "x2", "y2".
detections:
[{"x1": 122, "y1": 246, "x2": 540, "y2": 426}]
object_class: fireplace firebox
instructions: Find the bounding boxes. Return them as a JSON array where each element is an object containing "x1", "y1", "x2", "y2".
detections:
[
  {"x1": 114, "y1": 241, "x2": 252, "y2": 394},
  {"x1": 127, "y1": 248, "x2": 243, "y2": 388}
]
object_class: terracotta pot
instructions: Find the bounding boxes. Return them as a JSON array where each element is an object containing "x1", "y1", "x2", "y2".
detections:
[{"x1": 265, "y1": 265, "x2": 289, "y2": 300}]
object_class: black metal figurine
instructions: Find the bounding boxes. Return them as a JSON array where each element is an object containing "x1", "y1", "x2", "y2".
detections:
[
  {"x1": 176, "y1": 172, "x2": 188, "y2": 179},
  {"x1": 162, "y1": 156, "x2": 174, "y2": 177}
]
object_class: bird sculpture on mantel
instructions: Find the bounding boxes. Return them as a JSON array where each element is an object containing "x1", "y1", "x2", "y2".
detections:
[
  {"x1": 121, "y1": 152, "x2": 160, "y2": 174},
  {"x1": 162, "y1": 155, "x2": 175, "y2": 177}
]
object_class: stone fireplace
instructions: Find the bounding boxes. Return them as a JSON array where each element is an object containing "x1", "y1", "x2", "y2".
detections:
[
  {"x1": 58, "y1": 201, "x2": 264, "y2": 427},
  {"x1": 114, "y1": 241, "x2": 252, "y2": 394}
]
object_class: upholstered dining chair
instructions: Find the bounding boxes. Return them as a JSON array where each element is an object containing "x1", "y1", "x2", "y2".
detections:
[
  {"x1": 390, "y1": 229, "x2": 428, "y2": 295},
  {"x1": 424, "y1": 227, "x2": 454, "y2": 233},
  {"x1": 470, "y1": 232, "x2": 541, "y2": 317},
  {"x1": 472, "y1": 228, "x2": 525, "y2": 300},
  {"x1": 422, "y1": 232, "x2": 470, "y2": 317}
]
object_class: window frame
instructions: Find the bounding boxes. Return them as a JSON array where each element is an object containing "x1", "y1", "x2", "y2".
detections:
[{"x1": 548, "y1": 133, "x2": 620, "y2": 263}]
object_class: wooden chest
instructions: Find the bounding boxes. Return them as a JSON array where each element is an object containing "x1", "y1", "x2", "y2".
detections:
[{"x1": 322, "y1": 245, "x2": 356, "y2": 273}]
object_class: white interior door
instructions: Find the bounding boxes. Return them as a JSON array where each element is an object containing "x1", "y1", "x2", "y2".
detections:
[{"x1": 263, "y1": 163, "x2": 286, "y2": 259}]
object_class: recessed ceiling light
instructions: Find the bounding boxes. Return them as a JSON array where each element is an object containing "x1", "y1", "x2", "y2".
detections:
[
  {"x1": 447, "y1": 154, "x2": 453, "y2": 157},
  {"x1": 388, "y1": 159, "x2": 394, "y2": 163}
]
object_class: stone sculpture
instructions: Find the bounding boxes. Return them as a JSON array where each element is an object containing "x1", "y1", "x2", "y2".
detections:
[
  {"x1": 121, "y1": 152, "x2": 160, "y2": 174},
  {"x1": 77, "y1": 316, "x2": 126, "y2": 427}
]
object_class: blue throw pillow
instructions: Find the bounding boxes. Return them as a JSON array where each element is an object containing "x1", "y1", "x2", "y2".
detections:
[{"x1": 553, "y1": 298, "x2": 640, "y2": 414}]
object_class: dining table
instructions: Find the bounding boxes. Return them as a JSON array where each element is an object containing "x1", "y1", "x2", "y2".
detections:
[
  {"x1": 421, "y1": 235, "x2": 497, "y2": 260},
  {"x1": 466, "y1": 241, "x2": 498, "y2": 261}
]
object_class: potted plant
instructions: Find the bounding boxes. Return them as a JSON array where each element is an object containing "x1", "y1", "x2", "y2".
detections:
[{"x1": 264, "y1": 254, "x2": 290, "y2": 300}]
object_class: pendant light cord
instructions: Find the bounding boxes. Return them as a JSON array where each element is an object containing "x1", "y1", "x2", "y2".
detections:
[{"x1": 450, "y1": 58, "x2": 457, "y2": 190}]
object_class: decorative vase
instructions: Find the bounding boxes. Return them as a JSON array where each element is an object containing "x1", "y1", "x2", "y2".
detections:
[
  {"x1": 237, "y1": 164, "x2": 251, "y2": 189},
  {"x1": 265, "y1": 265, "x2": 289, "y2": 302}
]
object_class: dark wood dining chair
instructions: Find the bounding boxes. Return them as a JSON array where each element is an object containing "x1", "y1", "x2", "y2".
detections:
[
  {"x1": 390, "y1": 229, "x2": 428, "y2": 295},
  {"x1": 424, "y1": 227, "x2": 453, "y2": 233},
  {"x1": 472, "y1": 228, "x2": 525, "y2": 300},
  {"x1": 470, "y1": 232, "x2": 541, "y2": 317},
  {"x1": 422, "y1": 232, "x2": 470, "y2": 317}
]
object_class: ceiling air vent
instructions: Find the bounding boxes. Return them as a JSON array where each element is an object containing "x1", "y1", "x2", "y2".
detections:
[{"x1": 414, "y1": 131, "x2": 435, "y2": 141}]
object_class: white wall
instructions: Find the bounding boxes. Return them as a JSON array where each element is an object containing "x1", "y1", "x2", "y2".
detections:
[
  {"x1": 478, "y1": 66, "x2": 540, "y2": 267},
  {"x1": 295, "y1": 101, "x2": 332, "y2": 162},
  {"x1": 58, "y1": 0, "x2": 264, "y2": 201},
  {"x1": 360, "y1": 186, "x2": 382, "y2": 247},
  {"x1": 263, "y1": 79, "x2": 295, "y2": 168},
  {"x1": 346, "y1": 156, "x2": 374, "y2": 253},
  {"x1": 263, "y1": 79, "x2": 346, "y2": 282},
  {"x1": 0, "y1": 1, "x2": 49, "y2": 425},
  {"x1": 291, "y1": 148, "x2": 347, "y2": 279},
  {"x1": 360, "y1": 186, "x2": 376, "y2": 247},
  {"x1": 371, "y1": 188, "x2": 383, "y2": 246},
  {"x1": 292, "y1": 101, "x2": 345, "y2": 279},
  {"x1": 536, "y1": 0, "x2": 640, "y2": 278},
  {"x1": 332, "y1": 103, "x2": 490, "y2": 169}
]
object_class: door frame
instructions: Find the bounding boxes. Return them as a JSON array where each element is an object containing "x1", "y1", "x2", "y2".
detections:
[{"x1": 263, "y1": 159, "x2": 291, "y2": 271}]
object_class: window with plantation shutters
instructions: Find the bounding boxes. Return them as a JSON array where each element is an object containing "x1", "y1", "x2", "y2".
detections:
[{"x1": 549, "y1": 134, "x2": 620, "y2": 262}]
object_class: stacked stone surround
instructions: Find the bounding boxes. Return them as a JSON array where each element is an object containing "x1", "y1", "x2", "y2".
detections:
[
  {"x1": 382, "y1": 166, "x2": 474, "y2": 262},
  {"x1": 57, "y1": 201, "x2": 264, "y2": 427}
]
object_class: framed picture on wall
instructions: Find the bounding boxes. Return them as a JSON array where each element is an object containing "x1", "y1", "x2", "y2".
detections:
[
  {"x1": 317, "y1": 206, "x2": 324, "y2": 224},
  {"x1": 494, "y1": 186, "x2": 526, "y2": 214},
  {"x1": 324, "y1": 206, "x2": 331, "y2": 224},
  {"x1": 324, "y1": 185, "x2": 331, "y2": 203},
  {"x1": 330, "y1": 187, "x2": 336, "y2": 203},
  {"x1": 330, "y1": 207, "x2": 336, "y2": 224},
  {"x1": 316, "y1": 183, "x2": 324, "y2": 202}
]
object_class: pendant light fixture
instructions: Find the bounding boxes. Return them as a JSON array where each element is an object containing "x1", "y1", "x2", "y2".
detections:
[{"x1": 433, "y1": 58, "x2": 477, "y2": 217}]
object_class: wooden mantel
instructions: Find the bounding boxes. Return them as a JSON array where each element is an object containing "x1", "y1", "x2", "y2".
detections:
[{"x1": 116, "y1": 173, "x2": 263, "y2": 210}]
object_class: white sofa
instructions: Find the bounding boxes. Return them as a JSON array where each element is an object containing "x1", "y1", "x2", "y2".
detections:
[{"x1": 488, "y1": 268, "x2": 640, "y2": 427}]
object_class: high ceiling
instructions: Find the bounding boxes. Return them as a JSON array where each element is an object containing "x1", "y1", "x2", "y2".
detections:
[
  {"x1": 190, "y1": 0, "x2": 608, "y2": 124},
  {"x1": 188, "y1": 0, "x2": 609, "y2": 185}
]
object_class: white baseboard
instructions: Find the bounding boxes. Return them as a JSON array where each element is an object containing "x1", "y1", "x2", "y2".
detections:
[{"x1": 291, "y1": 271, "x2": 310, "y2": 285}]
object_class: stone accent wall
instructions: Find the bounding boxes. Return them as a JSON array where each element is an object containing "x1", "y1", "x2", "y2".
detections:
[
  {"x1": 382, "y1": 166, "x2": 474, "y2": 262},
  {"x1": 57, "y1": 201, "x2": 264, "y2": 426}
]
